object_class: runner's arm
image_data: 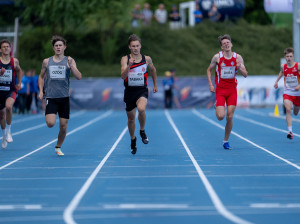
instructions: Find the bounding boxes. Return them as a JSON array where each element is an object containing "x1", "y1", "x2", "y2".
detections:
[
  {"x1": 207, "y1": 54, "x2": 218, "y2": 93},
  {"x1": 67, "y1": 56, "x2": 82, "y2": 80},
  {"x1": 121, "y1": 56, "x2": 134, "y2": 80},
  {"x1": 14, "y1": 58, "x2": 23, "y2": 90},
  {"x1": 274, "y1": 64, "x2": 284, "y2": 89},
  {"x1": 38, "y1": 58, "x2": 48, "y2": 100},
  {"x1": 146, "y1": 56, "x2": 158, "y2": 93},
  {"x1": 236, "y1": 54, "x2": 248, "y2": 78}
]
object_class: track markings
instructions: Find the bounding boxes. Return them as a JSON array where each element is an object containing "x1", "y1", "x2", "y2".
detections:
[
  {"x1": 192, "y1": 109, "x2": 300, "y2": 171},
  {"x1": 165, "y1": 110, "x2": 252, "y2": 224}
]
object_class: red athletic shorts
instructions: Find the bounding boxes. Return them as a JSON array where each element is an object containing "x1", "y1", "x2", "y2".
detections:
[
  {"x1": 283, "y1": 94, "x2": 300, "y2": 106},
  {"x1": 216, "y1": 87, "x2": 237, "y2": 107}
]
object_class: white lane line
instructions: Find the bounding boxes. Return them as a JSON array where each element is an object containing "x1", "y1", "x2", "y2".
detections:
[
  {"x1": 0, "y1": 110, "x2": 87, "y2": 140},
  {"x1": 192, "y1": 109, "x2": 300, "y2": 171},
  {"x1": 268, "y1": 113, "x2": 300, "y2": 123},
  {"x1": 0, "y1": 204, "x2": 42, "y2": 210},
  {"x1": 0, "y1": 110, "x2": 113, "y2": 171},
  {"x1": 165, "y1": 110, "x2": 252, "y2": 224},
  {"x1": 235, "y1": 114, "x2": 300, "y2": 137},
  {"x1": 63, "y1": 126, "x2": 128, "y2": 224},
  {"x1": 13, "y1": 114, "x2": 44, "y2": 123},
  {"x1": 103, "y1": 204, "x2": 190, "y2": 209},
  {"x1": 250, "y1": 203, "x2": 300, "y2": 209},
  {"x1": 245, "y1": 109, "x2": 267, "y2": 117}
]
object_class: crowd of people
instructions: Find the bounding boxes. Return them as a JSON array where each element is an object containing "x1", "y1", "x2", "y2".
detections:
[
  {"x1": 14, "y1": 69, "x2": 39, "y2": 114},
  {"x1": 131, "y1": 2, "x2": 221, "y2": 29}
]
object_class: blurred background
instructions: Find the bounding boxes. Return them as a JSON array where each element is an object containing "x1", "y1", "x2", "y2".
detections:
[{"x1": 0, "y1": 0, "x2": 298, "y2": 110}]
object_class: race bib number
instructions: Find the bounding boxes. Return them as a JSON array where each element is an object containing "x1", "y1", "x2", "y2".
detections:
[
  {"x1": 221, "y1": 66, "x2": 235, "y2": 79},
  {"x1": 286, "y1": 75, "x2": 298, "y2": 88},
  {"x1": 128, "y1": 72, "x2": 144, "y2": 86},
  {"x1": 49, "y1": 65, "x2": 66, "y2": 79},
  {"x1": 0, "y1": 69, "x2": 12, "y2": 82}
]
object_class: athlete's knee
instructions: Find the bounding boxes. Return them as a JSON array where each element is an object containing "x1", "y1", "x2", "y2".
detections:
[
  {"x1": 137, "y1": 106, "x2": 146, "y2": 114},
  {"x1": 5, "y1": 105, "x2": 13, "y2": 113},
  {"x1": 59, "y1": 125, "x2": 67, "y2": 134},
  {"x1": 216, "y1": 111, "x2": 225, "y2": 121},
  {"x1": 226, "y1": 114, "x2": 234, "y2": 121},
  {"x1": 127, "y1": 116, "x2": 135, "y2": 124},
  {"x1": 46, "y1": 120, "x2": 55, "y2": 128}
]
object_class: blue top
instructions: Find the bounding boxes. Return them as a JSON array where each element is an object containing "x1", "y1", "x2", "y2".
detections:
[
  {"x1": 194, "y1": 10, "x2": 203, "y2": 23},
  {"x1": 18, "y1": 76, "x2": 30, "y2": 94},
  {"x1": 163, "y1": 77, "x2": 174, "y2": 91}
]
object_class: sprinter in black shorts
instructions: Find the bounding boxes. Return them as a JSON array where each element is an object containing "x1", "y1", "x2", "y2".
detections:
[
  {"x1": 121, "y1": 34, "x2": 158, "y2": 154},
  {"x1": 38, "y1": 35, "x2": 82, "y2": 156}
]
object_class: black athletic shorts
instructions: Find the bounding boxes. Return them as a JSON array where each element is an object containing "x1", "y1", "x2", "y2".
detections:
[
  {"x1": 45, "y1": 97, "x2": 70, "y2": 119},
  {"x1": 0, "y1": 91, "x2": 17, "y2": 110},
  {"x1": 124, "y1": 87, "x2": 148, "y2": 111}
]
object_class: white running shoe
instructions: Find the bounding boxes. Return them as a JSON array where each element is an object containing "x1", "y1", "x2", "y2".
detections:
[
  {"x1": 2, "y1": 137, "x2": 7, "y2": 149},
  {"x1": 6, "y1": 131, "x2": 13, "y2": 143},
  {"x1": 55, "y1": 147, "x2": 64, "y2": 156}
]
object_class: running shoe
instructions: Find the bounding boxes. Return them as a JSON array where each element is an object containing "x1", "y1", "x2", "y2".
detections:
[
  {"x1": 223, "y1": 142, "x2": 232, "y2": 150},
  {"x1": 6, "y1": 131, "x2": 13, "y2": 143},
  {"x1": 140, "y1": 130, "x2": 149, "y2": 144},
  {"x1": 131, "y1": 137, "x2": 137, "y2": 155},
  {"x1": 2, "y1": 137, "x2": 7, "y2": 149},
  {"x1": 55, "y1": 147, "x2": 64, "y2": 156},
  {"x1": 287, "y1": 132, "x2": 293, "y2": 140}
]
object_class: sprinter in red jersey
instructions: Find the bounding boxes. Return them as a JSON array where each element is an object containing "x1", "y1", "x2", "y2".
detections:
[
  {"x1": 121, "y1": 34, "x2": 158, "y2": 155},
  {"x1": 0, "y1": 39, "x2": 22, "y2": 149},
  {"x1": 274, "y1": 48, "x2": 300, "y2": 140},
  {"x1": 207, "y1": 34, "x2": 248, "y2": 150}
]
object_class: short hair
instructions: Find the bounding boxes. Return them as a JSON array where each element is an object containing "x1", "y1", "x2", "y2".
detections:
[
  {"x1": 51, "y1": 35, "x2": 66, "y2": 46},
  {"x1": 128, "y1": 34, "x2": 141, "y2": 46},
  {"x1": 218, "y1": 34, "x2": 231, "y2": 46},
  {"x1": 0, "y1": 39, "x2": 11, "y2": 47},
  {"x1": 284, "y1": 47, "x2": 294, "y2": 56}
]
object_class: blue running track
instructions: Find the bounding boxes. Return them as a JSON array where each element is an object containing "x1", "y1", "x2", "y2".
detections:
[{"x1": 0, "y1": 108, "x2": 300, "y2": 224}]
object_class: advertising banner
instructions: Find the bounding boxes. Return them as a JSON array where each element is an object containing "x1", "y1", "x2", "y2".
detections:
[
  {"x1": 264, "y1": 0, "x2": 293, "y2": 13},
  {"x1": 69, "y1": 76, "x2": 283, "y2": 110}
]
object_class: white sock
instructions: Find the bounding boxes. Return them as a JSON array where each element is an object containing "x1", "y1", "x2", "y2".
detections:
[
  {"x1": 5, "y1": 125, "x2": 11, "y2": 132},
  {"x1": 288, "y1": 126, "x2": 292, "y2": 132},
  {"x1": 223, "y1": 140, "x2": 228, "y2": 144}
]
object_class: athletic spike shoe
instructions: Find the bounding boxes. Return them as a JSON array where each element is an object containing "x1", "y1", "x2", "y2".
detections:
[
  {"x1": 223, "y1": 142, "x2": 232, "y2": 150},
  {"x1": 140, "y1": 130, "x2": 149, "y2": 144},
  {"x1": 131, "y1": 137, "x2": 137, "y2": 155},
  {"x1": 2, "y1": 137, "x2": 7, "y2": 149},
  {"x1": 287, "y1": 132, "x2": 293, "y2": 140},
  {"x1": 55, "y1": 147, "x2": 64, "y2": 156},
  {"x1": 6, "y1": 131, "x2": 13, "y2": 143}
]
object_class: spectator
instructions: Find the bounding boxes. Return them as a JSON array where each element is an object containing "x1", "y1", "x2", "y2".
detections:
[
  {"x1": 170, "y1": 68, "x2": 181, "y2": 109},
  {"x1": 194, "y1": 4, "x2": 203, "y2": 25},
  {"x1": 30, "y1": 69, "x2": 39, "y2": 114},
  {"x1": 26, "y1": 70, "x2": 33, "y2": 113},
  {"x1": 163, "y1": 71, "x2": 174, "y2": 108},
  {"x1": 169, "y1": 4, "x2": 181, "y2": 29},
  {"x1": 154, "y1": 3, "x2": 167, "y2": 25},
  {"x1": 17, "y1": 70, "x2": 30, "y2": 114},
  {"x1": 131, "y1": 4, "x2": 143, "y2": 28},
  {"x1": 208, "y1": 4, "x2": 221, "y2": 22},
  {"x1": 142, "y1": 3, "x2": 153, "y2": 26}
]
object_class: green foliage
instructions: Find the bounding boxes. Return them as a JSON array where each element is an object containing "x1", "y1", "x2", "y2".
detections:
[
  {"x1": 17, "y1": 0, "x2": 83, "y2": 32},
  {"x1": 244, "y1": 0, "x2": 272, "y2": 25}
]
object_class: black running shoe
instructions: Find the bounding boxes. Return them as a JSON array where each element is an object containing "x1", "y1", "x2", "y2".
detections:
[
  {"x1": 131, "y1": 137, "x2": 137, "y2": 154},
  {"x1": 287, "y1": 132, "x2": 293, "y2": 140},
  {"x1": 140, "y1": 130, "x2": 149, "y2": 144}
]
